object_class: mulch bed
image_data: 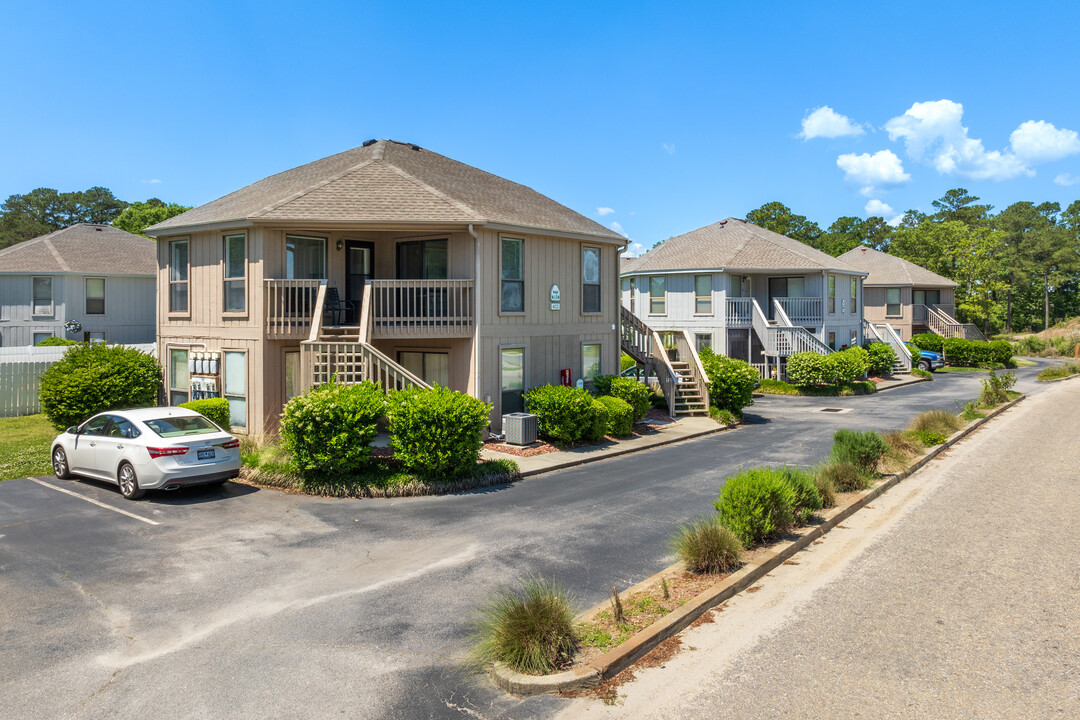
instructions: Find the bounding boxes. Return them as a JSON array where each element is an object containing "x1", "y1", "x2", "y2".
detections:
[{"x1": 484, "y1": 441, "x2": 560, "y2": 457}]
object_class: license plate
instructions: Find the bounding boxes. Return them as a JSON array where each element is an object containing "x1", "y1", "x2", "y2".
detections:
[{"x1": 197, "y1": 449, "x2": 215, "y2": 460}]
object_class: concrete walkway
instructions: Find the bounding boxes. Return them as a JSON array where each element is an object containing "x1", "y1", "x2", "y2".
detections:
[{"x1": 557, "y1": 378, "x2": 1080, "y2": 720}]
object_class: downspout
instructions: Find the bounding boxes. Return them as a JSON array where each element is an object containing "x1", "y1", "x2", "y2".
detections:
[
  {"x1": 468, "y1": 224, "x2": 482, "y2": 412},
  {"x1": 616, "y1": 239, "x2": 629, "y2": 375}
]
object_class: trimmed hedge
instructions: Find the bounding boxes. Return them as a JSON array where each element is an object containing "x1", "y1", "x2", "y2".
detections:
[
  {"x1": 864, "y1": 342, "x2": 897, "y2": 376},
  {"x1": 910, "y1": 333, "x2": 943, "y2": 353},
  {"x1": 281, "y1": 380, "x2": 386, "y2": 478},
  {"x1": 39, "y1": 343, "x2": 162, "y2": 430},
  {"x1": 597, "y1": 395, "x2": 634, "y2": 437},
  {"x1": 587, "y1": 399, "x2": 609, "y2": 443},
  {"x1": 590, "y1": 374, "x2": 617, "y2": 397},
  {"x1": 524, "y1": 384, "x2": 597, "y2": 443},
  {"x1": 698, "y1": 347, "x2": 757, "y2": 412},
  {"x1": 607, "y1": 376, "x2": 652, "y2": 421},
  {"x1": 786, "y1": 347, "x2": 869, "y2": 386},
  {"x1": 179, "y1": 398, "x2": 231, "y2": 430},
  {"x1": 914, "y1": 335, "x2": 1012, "y2": 367},
  {"x1": 386, "y1": 386, "x2": 491, "y2": 479}
]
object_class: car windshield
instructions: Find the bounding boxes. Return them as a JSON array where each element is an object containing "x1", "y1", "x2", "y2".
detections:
[{"x1": 144, "y1": 416, "x2": 220, "y2": 438}]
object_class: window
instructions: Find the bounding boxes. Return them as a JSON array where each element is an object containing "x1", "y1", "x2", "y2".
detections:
[
  {"x1": 886, "y1": 288, "x2": 901, "y2": 316},
  {"x1": 695, "y1": 275, "x2": 712, "y2": 314},
  {"x1": 501, "y1": 237, "x2": 524, "y2": 313},
  {"x1": 397, "y1": 239, "x2": 448, "y2": 279},
  {"x1": 88, "y1": 332, "x2": 105, "y2": 343},
  {"x1": 828, "y1": 275, "x2": 836, "y2": 314},
  {"x1": 33, "y1": 332, "x2": 52, "y2": 345},
  {"x1": 649, "y1": 276, "x2": 666, "y2": 314},
  {"x1": 32, "y1": 277, "x2": 52, "y2": 316},
  {"x1": 284, "y1": 351, "x2": 300, "y2": 403},
  {"x1": 223, "y1": 351, "x2": 247, "y2": 429},
  {"x1": 501, "y1": 347, "x2": 524, "y2": 413},
  {"x1": 286, "y1": 235, "x2": 327, "y2": 279},
  {"x1": 169, "y1": 239, "x2": 189, "y2": 313},
  {"x1": 582, "y1": 246, "x2": 601, "y2": 313},
  {"x1": 695, "y1": 333, "x2": 712, "y2": 353},
  {"x1": 169, "y1": 348, "x2": 189, "y2": 406},
  {"x1": 85, "y1": 278, "x2": 105, "y2": 315},
  {"x1": 850, "y1": 330, "x2": 858, "y2": 348},
  {"x1": 82, "y1": 415, "x2": 111, "y2": 436},
  {"x1": 397, "y1": 351, "x2": 450, "y2": 388},
  {"x1": 582, "y1": 343, "x2": 600, "y2": 381},
  {"x1": 223, "y1": 233, "x2": 246, "y2": 313},
  {"x1": 828, "y1": 331, "x2": 836, "y2": 350},
  {"x1": 913, "y1": 289, "x2": 941, "y2": 307},
  {"x1": 629, "y1": 277, "x2": 636, "y2": 314},
  {"x1": 850, "y1": 277, "x2": 857, "y2": 314}
]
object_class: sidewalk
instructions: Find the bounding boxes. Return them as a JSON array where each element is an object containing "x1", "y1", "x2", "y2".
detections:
[{"x1": 481, "y1": 416, "x2": 723, "y2": 476}]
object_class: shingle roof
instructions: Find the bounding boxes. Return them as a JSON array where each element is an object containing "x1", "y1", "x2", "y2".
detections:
[
  {"x1": 838, "y1": 246, "x2": 957, "y2": 287},
  {"x1": 0, "y1": 224, "x2": 157, "y2": 275},
  {"x1": 621, "y1": 218, "x2": 862, "y2": 275},
  {"x1": 148, "y1": 139, "x2": 624, "y2": 241}
]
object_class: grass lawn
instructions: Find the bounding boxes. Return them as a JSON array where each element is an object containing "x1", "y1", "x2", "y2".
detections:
[{"x1": 0, "y1": 414, "x2": 56, "y2": 481}]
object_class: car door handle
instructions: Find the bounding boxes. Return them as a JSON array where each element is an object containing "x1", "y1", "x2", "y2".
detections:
[
  {"x1": 89, "y1": 442, "x2": 96, "y2": 447},
  {"x1": 116, "y1": 444, "x2": 124, "y2": 450}
]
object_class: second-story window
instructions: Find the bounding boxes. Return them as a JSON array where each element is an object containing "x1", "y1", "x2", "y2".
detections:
[
  {"x1": 629, "y1": 277, "x2": 636, "y2": 313},
  {"x1": 649, "y1": 276, "x2": 666, "y2": 314},
  {"x1": 223, "y1": 234, "x2": 246, "y2": 313},
  {"x1": 582, "y1": 246, "x2": 601, "y2": 313},
  {"x1": 886, "y1": 288, "x2": 901, "y2": 316},
  {"x1": 828, "y1": 275, "x2": 836, "y2": 314},
  {"x1": 501, "y1": 237, "x2": 524, "y2": 313},
  {"x1": 169, "y1": 239, "x2": 189, "y2": 313},
  {"x1": 850, "y1": 277, "x2": 857, "y2": 314},
  {"x1": 695, "y1": 275, "x2": 712, "y2": 314},
  {"x1": 32, "y1": 277, "x2": 53, "y2": 316},
  {"x1": 85, "y1": 278, "x2": 105, "y2": 315}
]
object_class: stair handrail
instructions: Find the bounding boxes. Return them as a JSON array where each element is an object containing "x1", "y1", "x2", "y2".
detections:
[
  {"x1": 650, "y1": 329, "x2": 679, "y2": 416},
  {"x1": 357, "y1": 282, "x2": 374, "y2": 343},
  {"x1": 874, "y1": 322, "x2": 912, "y2": 372},
  {"x1": 620, "y1": 306, "x2": 653, "y2": 362},
  {"x1": 305, "y1": 281, "x2": 329, "y2": 344},
  {"x1": 749, "y1": 298, "x2": 777, "y2": 356},
  {"x1": 862, "y1": 318, "x2": 883, "y2": 343},
  {"x1": 772, "y1": 298, "x2": 794, "y2": 328},
  {"x1": 677, "y1": 329, "x2": 711, "y2": 410}
]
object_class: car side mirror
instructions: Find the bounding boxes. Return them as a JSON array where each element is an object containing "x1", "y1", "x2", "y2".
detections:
[{"x1": 67, "y1": 426, "x2": 78, "y2": 435}]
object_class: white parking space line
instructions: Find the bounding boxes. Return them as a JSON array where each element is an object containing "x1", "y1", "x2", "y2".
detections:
[{"x1": 30, "y1": 479, "x2": 160, "y2": 526}]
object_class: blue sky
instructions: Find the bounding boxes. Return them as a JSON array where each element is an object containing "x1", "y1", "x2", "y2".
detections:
[{"x1": 3, "y1": 1, "x2": 1079, "y2": 254}]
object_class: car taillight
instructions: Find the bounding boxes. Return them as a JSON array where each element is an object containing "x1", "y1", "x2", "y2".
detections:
[
  {"x1": 147, "y1": 446, "x2": 189, "y2": 459},
  {"x1": 221, "y1": 439, "x2": 240, "y2": 449}
]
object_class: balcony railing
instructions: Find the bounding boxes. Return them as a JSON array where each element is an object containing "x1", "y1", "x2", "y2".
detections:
[
  {"x1": 265, "y1": 279, "x2": 324, "y2": 340},
  {"x1": 775, "y1": 296, "x2": 822, "y2": 326},
  {"x1": 370, "y1": 279, "x2": 475, "y2": 338},
  {"x1": 726, "y1": 297, "x2": 753, "y2": 328}
]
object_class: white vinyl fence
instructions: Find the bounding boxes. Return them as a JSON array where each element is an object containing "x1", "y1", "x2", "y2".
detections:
[{"x1": 0, "y1": 344, "x2": 156, "y2": 418}]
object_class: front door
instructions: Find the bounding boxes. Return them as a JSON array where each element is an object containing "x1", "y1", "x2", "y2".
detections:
[{"x1": 345, "y1": 241, "x2": 374, "y2": 324}]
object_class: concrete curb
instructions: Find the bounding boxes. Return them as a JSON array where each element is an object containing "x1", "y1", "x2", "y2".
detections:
[
  {"x1": 490, "y1": 393, "x2": 1026, "y2": 696},
  {"x1": 1040, "y1": 372, "x2": 1080, "y2": 383}
]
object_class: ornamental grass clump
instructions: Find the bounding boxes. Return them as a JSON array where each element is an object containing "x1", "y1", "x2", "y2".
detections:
[
  {"x1": 714, "y1": 467, "x2": 797, "y2": 546},
  {"x1": 816, "y1": 460, "x2": 871, "y2": 493},
  {"x1": 468, "y1": 576, "x2": 578, "y2": 675},
  {"x1": 386, "y1": 386, "x2": 491, "y2": 479},
  {"x1": 829, "y1": 429, "x2": 888, "y2": 474},
  {"x1": 671, "y1": 517, "x2": 743, "y2": 574},
  {"x1": 812, "y1": 470, "x2": 837, "y2": 509},
  {"x1": 908, "y1": 409, "x2": 963, "y2": 436},
  {"x1": 879, "y1": 430, "x2": 923, "y2": 474}
]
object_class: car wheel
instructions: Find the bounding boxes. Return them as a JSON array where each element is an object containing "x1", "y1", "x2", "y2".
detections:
[
  {"x1": 918, "y1": 360, "x2": 931, "y2": 372},
  {"x1": 118, "y1": 462, "x2": 145, "y2": 500},
  {"x1": 52, "y1": 446, "x2": 71, "y2": 479}
]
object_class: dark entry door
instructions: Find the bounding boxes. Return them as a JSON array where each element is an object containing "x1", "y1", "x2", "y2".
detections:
[
  {"x1": 767, "y1": 277, "x2": 788, "y2": 320},
  {"x1": 345, "y1": 241, "x2": 374, "y2": 324}
]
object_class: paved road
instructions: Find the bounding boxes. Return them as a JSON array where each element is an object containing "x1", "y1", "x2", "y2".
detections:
[
  {"x1": 0, "y1": 361, "x2": 1060, "y2": 719},
  {"x1": 558, "y1": 371, "x2": 1080, "y2": 720}
]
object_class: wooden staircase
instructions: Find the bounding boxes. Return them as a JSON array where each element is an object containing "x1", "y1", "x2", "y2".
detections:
[
  {"x1": 670, "y1": 360, "x2": 708, "y2": 416},
  {"x1": 619, "y1": 307, "x2": 709, "y2": 417}
]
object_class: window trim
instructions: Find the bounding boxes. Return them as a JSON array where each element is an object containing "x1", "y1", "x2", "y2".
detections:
[
  {"x1": 850, "y1": 276, "x2": 857, "y2": 314},
  {"x1": 168, "y1": 346, "x2": 190, "y2": 406},
  {"x1": 33, "y1": 332, "x2": 53, "y2": 345},
  {"x1": 31, "y1": 276, "x2": 53, "y2": 317},
  {"x1": 85, "y1": 277, "x2": 106, "y2": 316},
  {"x1": 649, "y1": 276, "x2": 666, "y2": 315},
  {"x1": 285, "y1": 233, "x2": 328, "y2": 280},
  {"x1": 581, "y1": 245, "x2": 602, "y2": 315},
  {"x1": 395, "y1": 236, "x2": 450, "y2": 280},
  {"x1": 499, "y1": 344, "x2": 526, "y2": 415},
  {"x1": 885, "y1": 287, "x2": 902, "y2": 318},
  {"x1": 581, "y1": 342, "x2": 601, "y2": 382},
  {"x1": 222, "y1": 232, "x2": 248, "y2": 316},
  {"x1": 168, "y1": 237, "x2": 190, "y2": 317},
  {"x1": 628, "y1": 277, "x2": 636, "y2": 314},
  {"x1": 499, "y1": 236, "x2": 525, "y2": 316},
  {"x1": 396, "y1": 349, "x2": 450, "y2": 388},
  {"x1": 222, "y1": 349, "x2": 248, "y2": 430},
  {"x1": 694, "y1": 274, "x2": 713, "y2": 315},
  {"x1": 828, "y1": 275, "x2": 836, "y2": 314},
  {"x1": 695, "y1": 332, "x2": 712, "y2": 353}
]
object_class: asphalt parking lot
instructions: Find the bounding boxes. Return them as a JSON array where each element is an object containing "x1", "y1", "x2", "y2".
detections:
[{"x1": 0, "y1": 361, "x2": 1057, "y2": 719}]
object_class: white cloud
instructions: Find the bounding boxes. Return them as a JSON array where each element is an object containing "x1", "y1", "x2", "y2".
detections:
[
  {"x1": 661, "y1": 142, "x2": 676, "y2": 155},
  {"x1": 836, "y1": 149, "x2": 910, "y2": 195},
  {"x1": 597, "y1": 207, "x2": 615, "y2": 216},
  {"x1": 1010, "y1": 120, "x2": 1080, "y2": 163},
  {"x1": 610, "y1": 221, "x2": 628, "y2": 238},
  {"x1": 1054, "y1": 172, "x2": 1080, "y2": 186},
  {"x1": 141, "y1": 178, "x2": 162, "y2": 184},
  {"x1": 864, "y1": 199, "x2": 893, "y2": 216},
  {"x1": 626, "y1": 242, "x2": 646, "y2": 257},
  {"x1": 799, "y1": 106, "x2": 865, "y2": 140}
]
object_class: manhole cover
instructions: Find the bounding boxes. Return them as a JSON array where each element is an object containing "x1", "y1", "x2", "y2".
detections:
[{"x1": 821, "y1": 408, "x2": 844, "y2": 413}]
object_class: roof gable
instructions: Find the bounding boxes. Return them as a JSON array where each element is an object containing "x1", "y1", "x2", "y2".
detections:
[
  {"x1": 838, "y1": 246, "x2": 957, "y2": 287},
  {"x1": 0, "y1": 224, "x2": 156, "y2": 275}
]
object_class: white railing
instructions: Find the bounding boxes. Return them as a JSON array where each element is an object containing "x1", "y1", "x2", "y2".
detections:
[
  {"x1": 369, "y1": 279, "x2": 474, "y2": 338},
  {"x1": 751, "y1": 362, "x2": 787, "y2": 381},
  {"x1": 301, "y1": 341, "x2": 429, "y2": 392},
  {"x1": 775, "y1": 326, "x2": 833, "y2": 356},
  {"x1": 620, "y1": 306, "x2": 653, "y2": 363},
  {"x1": 726, "y1": 297, "x2": 753, "y2": 328},
  {"x1": 772, "y1": 298, "x2": 794, "y2": 327},
  {"x1": 862, "y1": 319, "x2": 883, "y2": 343},
  {"x1": 750, "y1": 298, "x2": 777, "y2": 356},
  {"x1": 775, "y1": 296, "x2": 822, "y2": 326},
  {"x1": 265, "y1": 279, "x2": 324, "y2": 340},
  {"x1": 874, "y1": 322, "x2": 912, "y2": 372}
]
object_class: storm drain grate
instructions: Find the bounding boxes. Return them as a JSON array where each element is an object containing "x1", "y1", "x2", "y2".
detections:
[{"x1": 821, "y1": 408, "x2": 846, "y2": 413}]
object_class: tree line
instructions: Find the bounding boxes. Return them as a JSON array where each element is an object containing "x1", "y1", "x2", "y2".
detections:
[
  {"x1": 0, "y1": 187, "x2": 189, "y2": 249},
  {"x1": 745, "y1": 189, "x2": 1080, "y2": 334}
]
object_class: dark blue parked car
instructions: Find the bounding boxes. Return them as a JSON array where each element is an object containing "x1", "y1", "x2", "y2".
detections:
[{"x1": 905, "y1": 342, "x2": 945, "y2": 372}]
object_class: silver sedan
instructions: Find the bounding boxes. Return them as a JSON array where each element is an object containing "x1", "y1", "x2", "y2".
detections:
[{"x1": 50, "y1": 407, "x2": 241, "y2": 500}]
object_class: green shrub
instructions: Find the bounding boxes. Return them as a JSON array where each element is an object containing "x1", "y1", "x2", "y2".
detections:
[
  {"x1": 1052, "y1": 335, "x2": 1080, "y2": 357},
  {"x1": 979, "y1": 368, "x2": 1017, "y2": 406},
  {"x1": 829, "y1": 429, "x2": 888, "y2": 473},
  {"x1": 586, "y1": 399, "x2": 608, "y2": 443},
  {"x1": 597, "y1": 395, "x2": 634, "y2": 437},
  {"x1": 911, "y1": 333, "x2": 944, "y2": 353},
  {"x1": 786, "y1": 352, "x2": 834, "y2": 386},
  {"x1": 710, "y1": 406, "x2": 739, "y2": 426},
  {"x1": 698, "y1": 347, "x2": 758, "y2": 412},
  {"x1": 911, "y1": 367, "x2": 934, "y2": 380},
  {"x1": 778, "y1": 467, "x2": 823, "y2": 523},
  {"x1": 959, "y1": 400, "x2": 987, "y2": 422},
  {"x1": 620, "y1": 353, "x2": 636, "y2": 372},
  {"x1": 35, "y1": 336, "x2": 81, "y2": 346},
  {"x1": 912, "y1": 429, "x2": 947, "y2": 446},
  {"x1": 607, "y1": 376, "x2": 652, "y2": 421},
  {"x1": 943, "y1": 337, "x2": 997, "y2": 367},
  {"x1": 714, "y1": 467, "x2": 797, "y2": 546},
  {"x1": 671, "y1": 517, "x2": 743, "y2": 574},
  {"x1": 1037, "y1": 362, "x2": 1080, "y2": 381},
  {"x1": 1013, "y1": 336, "x2": 1046, "y2": 355},
  {"x1": 812, "y1": 470, "x2": 837, "y2": 509},
  {"x1": 988, "y1": 340, "x2": 1014, "y2": 366},
  {"x1": 590, "y1": 374, "x2": 617, "y2": 396},
  {"x1": 386, "y1": 386, "x2": 491, "y2": 479},
  {"x1": 909, "y1": 409, "x2": 963, "y2": 435},
  {"x1": 469, "y1": 576, "x2": 578, "y2": 675},
  {"x1": 524, "y1": 385, "x2": 596, "y2": 442},
  {"x1": 39, "y1": 343, "x2": 162, "y2": 430},
  {"x1": 178, "y1": 398, "x2": 231, "y2": 430},
  {"x1": 835, "y1": 346, "x2": 870, "y2": 381},
  {"x1": 816, "y1": 460, "x2": 871, "y2": 493},
  {"x1": 281, "y1": 380, "x2": 386, "y2": 478},
  {"x1": 864, "y1": 342, "x2": 897, "y2": 376}
]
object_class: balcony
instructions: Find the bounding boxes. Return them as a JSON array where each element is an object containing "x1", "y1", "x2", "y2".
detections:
[
  {"x1": 369, "y1": 279, "x2": 475, "y2": 338},
  {"x1": 726, "y1": 297, "x2": 753, "y2": 328},
  {"x1": 774, "y1": 296, "x2": 822, "y2": 326},
  {"x1": 265, "y1": 279, "x2": 323, "y2": 340}
]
